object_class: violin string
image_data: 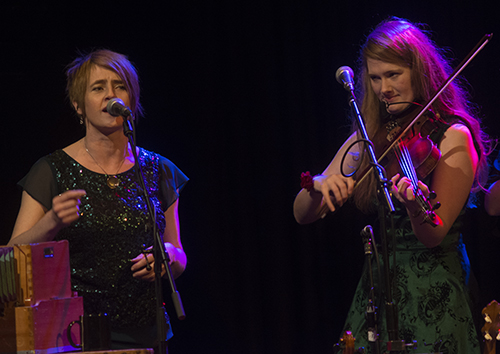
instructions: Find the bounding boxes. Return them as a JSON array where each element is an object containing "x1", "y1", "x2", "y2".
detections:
[
  {"x1": 396, "y1": 142, "x2": 417, "y2": 185},
  {"x1": 396, "y1": 141, "x2": 429, "y2": 212},
  {"x1": 402, "y1": 146, "x2": 419, "y2": 188}
]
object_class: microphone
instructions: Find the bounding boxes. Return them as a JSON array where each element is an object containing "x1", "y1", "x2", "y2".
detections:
[
  {"x1": 106, "y1": 98, "x2": 132, "y2": 118},
  {"x1": 361, "y1": 225, "x2": 373, "y2": 239},
  {"x1": 335, "y1": 66, "x2": 355, "y2": 92}
]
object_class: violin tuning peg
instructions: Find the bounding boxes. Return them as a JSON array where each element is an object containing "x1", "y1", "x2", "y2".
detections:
[
  {"x1": 485, "y1": 333, "x2": 493, "y2": 340},
  {"x1": 431, "y1": 202, "x2": 441, "y2": 211},
  {"x1": 485, "y1": 314, "x2": 492, "y2": 323},
  {"x1": 496, "y1": 330, "x2": 500, "y2": 341},
  {"x1": 429, "y1": 191, "x2": 437, "y2": 199}
]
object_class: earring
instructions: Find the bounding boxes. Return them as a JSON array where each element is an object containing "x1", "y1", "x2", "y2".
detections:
[{"x1": 79, "y1": 116, "x2": 84, "y2": 125}]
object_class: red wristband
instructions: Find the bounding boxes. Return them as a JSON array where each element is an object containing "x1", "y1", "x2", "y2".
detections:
[{"x1": 300, "y1": 171, "x2": 314, "y2": 192}]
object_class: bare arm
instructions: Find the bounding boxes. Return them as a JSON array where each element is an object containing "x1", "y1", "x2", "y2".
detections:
[
  {"x1": 8, "y1": 190, "x2": 86, "y2": 246},
  {"x1": 293, "y1": 131, "x2": 359, "y2": 224},
  {"x1": 131, "y1": 199, "x2": 187, "y2": 280},
  {"x1": 391, "y1": 124, "x2": 478, "y2": 248},
  {"x1": 485, "y1": 180, "x2": 500, "y2": 216}
]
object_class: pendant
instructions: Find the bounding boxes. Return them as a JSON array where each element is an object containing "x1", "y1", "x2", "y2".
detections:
[
  {"x1": 107, "y1": 175, "x2": 120, "y2": 189},
  {"x1": 385, "y1": 120, "x2": 402, "y2": 142}
]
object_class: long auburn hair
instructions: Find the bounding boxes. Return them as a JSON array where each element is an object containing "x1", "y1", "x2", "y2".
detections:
[{"x1": 351, "y1": 17, "x2": 490, "y2": 213}]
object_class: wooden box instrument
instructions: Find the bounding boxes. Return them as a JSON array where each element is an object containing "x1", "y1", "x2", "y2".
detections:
[
  {"x1": 0, "y1": 296, "x2": 84, "y2": 353},
  {"x1": 12, "y1": 240, "x2": 73, "y2": 306},
  {"x1": 0, "y1": 241, "x2": 83, "y2": 353}
]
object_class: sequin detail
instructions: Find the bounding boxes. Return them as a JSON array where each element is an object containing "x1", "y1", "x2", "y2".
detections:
[{"x1": 51, "y1": 148, "x2": 167, "y2": 329}]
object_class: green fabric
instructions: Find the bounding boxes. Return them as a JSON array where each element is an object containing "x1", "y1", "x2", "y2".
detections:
[
  {"x1": 341, "y1": 210, "x2": 479, "y2": 353},
  {"x1": 340, "y1": 120, "x2": 480, "y2": 353}
]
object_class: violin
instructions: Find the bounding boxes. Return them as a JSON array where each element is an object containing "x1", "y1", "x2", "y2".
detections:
[
  {"x1": 373, "y1": 108, "x2": 442, "y2": 226},
  {"x1": 316, "y1": 33, "x2": 492, "y2": 222}
]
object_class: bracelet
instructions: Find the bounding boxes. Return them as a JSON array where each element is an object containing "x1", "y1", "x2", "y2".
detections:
[{"x1": 300, "y1": 171, "x2": 314, "y2": 191}]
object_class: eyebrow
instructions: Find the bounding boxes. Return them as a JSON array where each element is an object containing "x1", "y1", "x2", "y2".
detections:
[
  {"x1": 368, "y1": 69, "x2": 403, "y2": 77},
  {"x1": 89, "y1": 79, "x2": 124, "y2": 87}
]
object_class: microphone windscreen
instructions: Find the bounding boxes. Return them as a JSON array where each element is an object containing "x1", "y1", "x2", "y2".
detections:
[{"x1": 335, "y1": 66, "x2": 354, "y2": 84}]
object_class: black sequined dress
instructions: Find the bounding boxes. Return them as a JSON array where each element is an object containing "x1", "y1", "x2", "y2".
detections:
[{"x1": 19, "y1": 148, "x2": 188, "y2": 331}]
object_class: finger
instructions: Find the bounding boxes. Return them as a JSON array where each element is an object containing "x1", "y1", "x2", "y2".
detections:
[
  {"x1": 54, "y1": 203, "x2": 83, "y2": 217},
  {"x1": 324, "y1": 196, "x2": 336, "y2": 213},
  {"x1": 130, "y1": 253, "x2": 145, "y2": 263},
  {"x1": 131, "y1": 261, "x2": 152, "y2": 276},
  {"x1": 391, "y1": 173, "x2": 401, "y2": 184},
  {"x1": 54, "y1": 195, "x2": 81, "y2": 207},
  {"x1": 53, "y1": 203, "x2": 81, "y2": 222},
  {"x1": 53, "y1": 196, "x2": 84, "y2": 218},
  {"x1": 393, "y1": 176, "x2": 411, "y2": 203},
  {"x1": 390, "y1": 174, "x2": 400, "y2": 193},
  {"x1": 406, "y1": 186, "x2": 415, "y2": 201},
  {"x1": 397, "y1": 177, "x2": 411, "y2": 193},
  {"x1": 417, "y1": 181, "x2": 430, "y2": 198},
  {"x1": 335, "y1": 178, "x2": 351, "y2": 203},
  {"x1": 131, "y1": 254, "x2": 153, "y2": 269},
  {"x1": 132, "y1": 266, "x2": 154, "y2": 281},
  {"x1": 346, "y1": 177, "x2": 355, "y2": 195},
  {"x1": 325, "y1": 180, "x2": 347, "y2": 206},
  {"x1": 320, "y1": 184, "x2": 336, "y2": 212},
  {"x1": 57, "y1": 209, "x2": 81, "y2": 224},
  {"x1": 132, "y1": 262, "x2": 166, "y2": 282},
  {"x1": 56, "y1": 190, "x2": 86, "y2": 203},
  {"x1": 398, "y1": 182, "x2": 411, "y2": 202}
]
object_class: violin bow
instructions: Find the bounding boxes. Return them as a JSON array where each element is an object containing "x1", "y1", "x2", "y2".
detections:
[{"x1": 318, "y1": 33, "x2": 493, "y2": 218}]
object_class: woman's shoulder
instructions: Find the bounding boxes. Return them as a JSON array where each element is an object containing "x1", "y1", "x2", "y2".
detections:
[
  {"x1": 439, "y1": 122, "x2": 478, "y2": 166},
  {"x1": 442, "y1": 123, "x2": 473, "y2": 145},
  {"x1": 61, "y1": 140, "x2": 81, "y2": 156},
  {"x1": 138, "y1": 147, "x2": 177, "y2": 167},
  {"x1": 31, "y1": 149, "x2": 66, "y2": 167},
  {"x1": 138, "y1": 147, "x2": 187, "y2": 182},
  {"x1": 138, "y1": 147, "x2": 189, "y2": 198}
]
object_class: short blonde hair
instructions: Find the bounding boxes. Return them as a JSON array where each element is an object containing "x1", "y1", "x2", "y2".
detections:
[{"x1": 66, "y1": 49, "x2": 143, "y2": 120}]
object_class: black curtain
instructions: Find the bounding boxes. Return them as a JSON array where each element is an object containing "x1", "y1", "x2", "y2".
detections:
[{"x1": 1, "y1": 2, "x2": 499, "y2": 353}]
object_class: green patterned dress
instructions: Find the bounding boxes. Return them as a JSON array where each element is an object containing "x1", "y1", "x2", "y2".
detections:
[{"x1": 340, "y1": 123, "x2": 480, "y2": 354}]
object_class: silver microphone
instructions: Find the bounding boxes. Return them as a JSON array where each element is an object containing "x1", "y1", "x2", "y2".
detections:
[
  {"x1": 335, "y1": 66, "x2": 355, "y2": 92},
  {"x1": 106, "y1": 98, "x2": 132, "y2": 117}
]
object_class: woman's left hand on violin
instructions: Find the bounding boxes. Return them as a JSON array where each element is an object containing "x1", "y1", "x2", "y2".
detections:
[{"x1": 390, "y1": 173, "x2": 429, "y2": 205}]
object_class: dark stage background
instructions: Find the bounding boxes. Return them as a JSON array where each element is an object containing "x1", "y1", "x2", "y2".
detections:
[{"x1": 1, "y1": 2, "x2": 500, "y2": 353}]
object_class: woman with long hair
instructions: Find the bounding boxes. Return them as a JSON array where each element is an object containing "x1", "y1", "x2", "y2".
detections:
[{"x1": 294, "y1": 18, "x2": 490, "y2": 353}]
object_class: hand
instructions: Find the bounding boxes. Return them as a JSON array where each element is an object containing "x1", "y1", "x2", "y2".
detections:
[
  {"x1": 390, "y1": 173, "x2": 430, "y2": 205},
  {"x1": 131, "y1": 243, "x2": 177, "y2": 282},
  {"x1": 50, "y1": 190, "x2": 86, "y2": 227},
  {"x1": 314, "y1": 174, "x2": 354, "y2": 212}
]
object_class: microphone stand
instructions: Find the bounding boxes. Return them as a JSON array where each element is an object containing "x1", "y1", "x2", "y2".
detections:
[
  {"x1": 340, "y1": 82, "x2": 409, "y2": 352},
  {"x1": 361, "y1": 225, "x2": 381, "y2": 354},
  {"x1": 122, "y1": 115, "x2": 186, "y2": 354}
]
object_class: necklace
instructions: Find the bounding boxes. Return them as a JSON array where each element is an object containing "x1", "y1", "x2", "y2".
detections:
[{"x1": 85, "y1": 142, "x2": 126, "y2": 189}]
